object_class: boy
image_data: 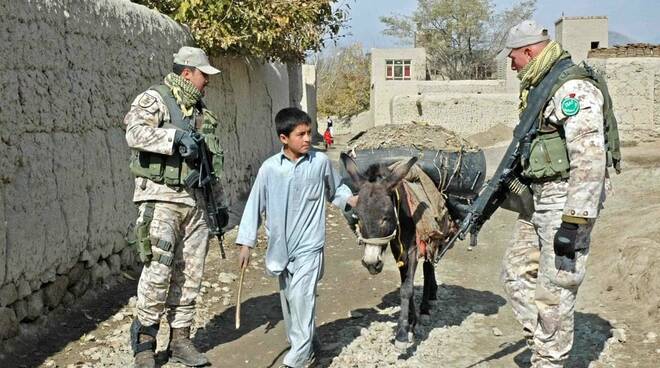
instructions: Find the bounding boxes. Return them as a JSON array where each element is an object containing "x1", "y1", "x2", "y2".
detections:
[{"x1": 236, "y1": 108, "x2": 357, "y2": 368}]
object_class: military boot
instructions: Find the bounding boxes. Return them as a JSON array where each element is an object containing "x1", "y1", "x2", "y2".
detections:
[
  {"x1": 134, "y1": 334, "x2": 156, "y2": 368},
  {"x1": 130, "y1": 319, "x2": 158, "y2": 368},
  {"x1": 168, "y1": 327, "x2": 209, "y2": 367}
]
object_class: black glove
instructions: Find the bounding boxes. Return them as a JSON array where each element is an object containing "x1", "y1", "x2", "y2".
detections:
[
  {"x1": 174, "y1": 130, "x2": 199, "y2": 160},
  {"x1": 554, "y1": 222, "x2": 579, "y2": 259}
]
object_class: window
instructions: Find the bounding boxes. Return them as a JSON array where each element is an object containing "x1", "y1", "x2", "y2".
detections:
[
  {"x1": 385, "y1": 60, "x2": 412, "y2": 80},
  {"x1": 591, "y1": 41, "x2": 600, "y2": 49}
]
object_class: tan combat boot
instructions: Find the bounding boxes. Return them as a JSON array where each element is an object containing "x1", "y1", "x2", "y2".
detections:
[{"x1": 168, "y1": 326, "x2": 209, "y2": 367}]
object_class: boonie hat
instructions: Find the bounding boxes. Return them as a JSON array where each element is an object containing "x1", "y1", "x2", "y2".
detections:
[
  {"x1": 173, "y1": 46, "x2": 220, "y2": 75},
  {"x1": 498, "y1": 20, "x2": 550, "y2": 58}
]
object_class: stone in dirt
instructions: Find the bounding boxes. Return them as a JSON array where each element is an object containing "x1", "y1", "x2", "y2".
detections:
[
  {"x1": 218, "y1": 272, "x2": 238, "y2": 284},
  {"x1": 613, "y1": 328, "x2": 627, "y2": 343},
  {"x1": 492, "y1": 327, "x2": 503, "y2": 336}
]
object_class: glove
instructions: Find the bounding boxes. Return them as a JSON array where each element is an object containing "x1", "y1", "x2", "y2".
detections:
[
  {"x1": 554, "y1": 222, "x2": 579, "y2": 259},
  {"x1": 174, "y1": 130, "x2": 200, "y2": 160}
]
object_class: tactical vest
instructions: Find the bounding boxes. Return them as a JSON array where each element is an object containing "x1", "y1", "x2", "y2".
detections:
[
  {"x1": 129, "y1": 84, "x2": 224, "y2": 186},
  {"x1": 521, "y1": 62, "x2": 622, "y2": 181}
]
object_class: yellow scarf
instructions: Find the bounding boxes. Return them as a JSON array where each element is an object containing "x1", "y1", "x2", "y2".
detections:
[{"x1": 517, "y1": 41, "x2": 568, "y2": 114}]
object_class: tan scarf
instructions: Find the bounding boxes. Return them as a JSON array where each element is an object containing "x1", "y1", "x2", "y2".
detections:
[
  {"x1": 517, "y1": 41, "x2": 569, "y2": 114},
  {"x1": 164, "y1": 73, "x2": 202, "y2": 117}
]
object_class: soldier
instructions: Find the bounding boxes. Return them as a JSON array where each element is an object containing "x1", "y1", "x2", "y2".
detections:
[
  {"x1": 123, "y1": 46, "x2": 222, "y2": 368},
  {"x1": 498, "y1": 20, "x2": 620, "y2": 367}
]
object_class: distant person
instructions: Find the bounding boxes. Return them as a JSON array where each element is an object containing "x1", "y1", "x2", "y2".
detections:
[
  {"x1": 323, "y1": 125, "x2": 334, "y2": 149},
  {"x1": 326, "y1": 116, "x2": 334, "y2": 137},
  {"x1": 123, "y1": 46, "x2": 223, "y2": 368},
  {"x1": 235, "y1": 108, "x2": 357, "y2": 368},
  {"x1": 496, "y1": 20, "x2": 620, "y2": 367}
]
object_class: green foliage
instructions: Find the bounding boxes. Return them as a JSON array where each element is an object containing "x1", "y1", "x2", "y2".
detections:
[
  {"x1": 380, "y1": 0, "x2": 536, "y2": 80},
  {"x1": 316, "y1": 44, "x2": 370, "y2": 118},
  {"x1": 133, "y1": 0, "x2": 348, "y2": 62}
]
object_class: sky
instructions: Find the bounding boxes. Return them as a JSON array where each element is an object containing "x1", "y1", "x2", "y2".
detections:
[{"x1": 333, "y1": 0, "x2": 660, "y2": 50}]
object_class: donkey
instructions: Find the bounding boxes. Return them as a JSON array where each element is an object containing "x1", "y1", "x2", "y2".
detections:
[{"x1": 341, "y1": 153, "x2": 443, "y2": 348}]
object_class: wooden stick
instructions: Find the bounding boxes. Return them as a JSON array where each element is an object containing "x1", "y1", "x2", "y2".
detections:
[{"x1": 235, "y1": 266, "x2": 247, "y2": 329}]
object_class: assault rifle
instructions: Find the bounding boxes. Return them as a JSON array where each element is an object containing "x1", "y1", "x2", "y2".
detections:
[
  {"x1": 434, "y1": 58, "x2": 574, "y2": 263},
  {"x1": 181, "y1": 133, "x2": 229, "y2": 259}
]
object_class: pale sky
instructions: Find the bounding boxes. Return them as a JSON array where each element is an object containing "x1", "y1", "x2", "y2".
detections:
[{"x1": 334, "y1": 0, "x2": 660, "y2": 49}]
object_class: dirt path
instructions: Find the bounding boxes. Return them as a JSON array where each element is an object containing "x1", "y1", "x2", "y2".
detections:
[{"x1": 1, "y1": 138, "x2": 658, "y2": 368}]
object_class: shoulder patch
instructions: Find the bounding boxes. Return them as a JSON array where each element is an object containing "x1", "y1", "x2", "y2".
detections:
[
  {"x1": 138, "y1": 93, "x2": 156, "y2": 108},
  {"x1": 560, "y1": 96, "x2": 580, "y2": 117}
]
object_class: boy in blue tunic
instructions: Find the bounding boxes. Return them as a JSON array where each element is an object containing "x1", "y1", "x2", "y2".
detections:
[{"x1": 236, "y1": 108, "x2": 357, "y2": 368}]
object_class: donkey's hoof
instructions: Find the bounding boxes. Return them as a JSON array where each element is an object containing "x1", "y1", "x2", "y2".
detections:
[
  {"x1": 420, "y1": 314, "x2": 431, "y2": 325},
  {"x1": 394, "y1": 339, "x2": 410, "y2": 351}
]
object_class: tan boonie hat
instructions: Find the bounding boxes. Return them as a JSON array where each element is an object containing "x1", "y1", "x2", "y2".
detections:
[
  {"x1": 173, "y1": 46, "x2": 220, "y2": 75},
  {"x1": 498, "y1": 20, "x2": 550, "y2": 58}
]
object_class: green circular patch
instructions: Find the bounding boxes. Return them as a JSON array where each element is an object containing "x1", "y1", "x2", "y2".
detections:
[{"x1": 561, "y1": 97, "x2": 580, "y2": 116}]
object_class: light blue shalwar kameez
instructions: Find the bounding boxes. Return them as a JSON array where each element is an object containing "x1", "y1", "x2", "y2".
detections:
[{"x1": 236, "y1": 149, "x2": 352, "y2": 367}]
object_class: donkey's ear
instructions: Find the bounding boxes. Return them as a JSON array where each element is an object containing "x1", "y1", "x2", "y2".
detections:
[
  {"x1": 386, "y1": 157, "x2": 418, "y2": 191},
  {"x1": 341, "y1": 152, "x2": 365, "y2": 187}
]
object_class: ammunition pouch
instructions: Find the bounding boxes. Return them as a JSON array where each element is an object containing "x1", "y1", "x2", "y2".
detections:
[
  {"x1": 129, "y1": 150, "x2": 191, "y2": 187},
  {"x1": 149, "y1": 238, "x2": 174, "y2": 266},
  {"x1": 201, "y1": 108, "x2": 224, "y2": 178},
  {"x1": 130, "y1": 319, "x2": 159, "y2": 356},
  {"x1": 134, "y1": 202, "x2": 156, "y2": 263},
  {"x1": 521, "y1": 131, "x2": 570, "y2": 181}
]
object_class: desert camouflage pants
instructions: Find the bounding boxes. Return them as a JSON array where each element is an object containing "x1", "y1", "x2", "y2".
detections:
[
  {"x1": 501, "y1": 210, "x2": 594, "y2": 368},
  {"x1": 135, "y1": 201, "x2": 209, "y2": 328}
]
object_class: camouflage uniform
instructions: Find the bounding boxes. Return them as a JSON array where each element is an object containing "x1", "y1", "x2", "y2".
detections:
[
  {"x1": 125, "y1": 90, "x2": 209, "y2": 328},
  {"x1": 501, "y1": 78, "x2": 608, "y2": 367}
]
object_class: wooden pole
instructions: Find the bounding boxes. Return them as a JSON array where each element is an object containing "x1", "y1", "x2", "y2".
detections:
[{"x1": 235, "y1": 266, "x2": 247, "y2": 329}]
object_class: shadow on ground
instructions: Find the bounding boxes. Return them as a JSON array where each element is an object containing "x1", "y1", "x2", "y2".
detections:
[
  {"x1": 468, "y1": 312, "x2": 613, "y2": 368},
  {"x1": 0, "y1": 277, "x2": 137, "y2": 367},
  {"x1": 193, "y1": 292, "x2": 283, "y2": 352},
  {"x1": 313, "y1": 283, "x2": 507, "y2": 367}
]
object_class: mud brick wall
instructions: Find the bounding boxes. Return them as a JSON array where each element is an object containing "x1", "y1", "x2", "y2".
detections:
[
  {"x1": 587, "y1": 56, "x2": 660, "y2": 138},
  {"x1": 0, "y1": 0, "x2": 312, "y2": 341}
]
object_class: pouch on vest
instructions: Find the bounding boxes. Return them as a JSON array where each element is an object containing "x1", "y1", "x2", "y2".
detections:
[
  {"x1": 133, "y1": 202, "x2": 156, "y2": 263},
  {"x1": 201, "y1": 108, "x2": 224, "y2": 177},
  {"x1": 129, "y1": 151, "x2": 166, "y2": 183},
  {"x1": 521, "y1": 131, "x2": 570, "y2": 181}
]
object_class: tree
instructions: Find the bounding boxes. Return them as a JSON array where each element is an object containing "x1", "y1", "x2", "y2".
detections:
[
  {"x1": 133, "y1": 0, "x2": 349, "y2": 62},
  {"x1": 380, "y1": 0, "x2": 536, "y2": 80},
  {"x1": 316, "y1": 44, "x2": 370, "y2": 118}
]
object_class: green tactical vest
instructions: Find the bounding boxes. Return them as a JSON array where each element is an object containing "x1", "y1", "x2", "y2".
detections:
[
  {"x1": 521, "y1": 62, "x2": 622, "y2": 181},
  {"x1": 129, "y1": 84, "x2": 224, "y2": 186}
]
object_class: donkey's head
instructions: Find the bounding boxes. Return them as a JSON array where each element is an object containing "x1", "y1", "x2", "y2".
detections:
[{"x1": 341, "y1": 153, "x2": 418, "y2": 275}]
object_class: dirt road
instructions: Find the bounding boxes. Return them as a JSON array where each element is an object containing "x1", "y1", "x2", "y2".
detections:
[{"x1": 1, "y1": 137, "x2": 658, "y2": 368}]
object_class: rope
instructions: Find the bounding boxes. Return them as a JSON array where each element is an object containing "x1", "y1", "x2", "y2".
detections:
[{"x1": 394, "y1": 188, "x2": 405, "y2": 268}]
